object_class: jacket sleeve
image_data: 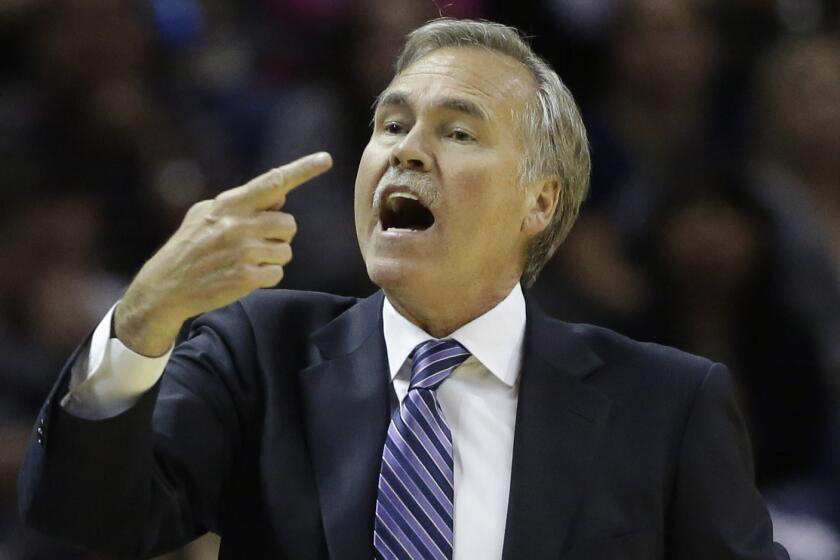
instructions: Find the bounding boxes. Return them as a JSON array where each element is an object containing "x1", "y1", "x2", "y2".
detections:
[
  {"x1": 667, "y1": 362, "x2": 790, "y2": 559},
  {"x1": 62, "y1": 302, "x2": 173, "y2": 420},
  {"x1": 18, "y1": 301, "x2": 259, "y2": 559}
]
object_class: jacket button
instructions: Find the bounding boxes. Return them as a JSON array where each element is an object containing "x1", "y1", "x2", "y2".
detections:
[
  {"x1": 36, "y1": 426, "x2": 45, "y2": 437},
  {"x1": 37, "y1": 437, "x2": 44, "y2": 446},
  {"x1": 39, "y1": 417, "x2": 46, "y2": 426}
]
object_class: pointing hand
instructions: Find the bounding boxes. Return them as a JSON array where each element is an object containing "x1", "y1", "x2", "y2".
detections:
[{"x1": 115, "y1": 152, "x2": 333, "y2": 356}]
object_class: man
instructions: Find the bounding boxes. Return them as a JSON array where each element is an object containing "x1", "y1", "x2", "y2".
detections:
[{"x1": 19, "y1": 19, "x2": 787, "y2": 559}]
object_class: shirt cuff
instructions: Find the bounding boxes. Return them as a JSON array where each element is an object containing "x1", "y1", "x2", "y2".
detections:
[{"x1": 61, "y1": 302, "x2": 173, "y2": 420}]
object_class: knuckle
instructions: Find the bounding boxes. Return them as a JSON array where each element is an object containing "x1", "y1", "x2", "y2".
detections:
[
  {"x1": 237, "y1": 263, "x2": 260, "y2": 285},
  {"x1": 268, "y1": 267, "x2": 285, "y2": 286},
  {"x1": 240, "y1": 245, "x2": 261, "y2": 263},
  {"x1": 269, "y1": 213, "x2": 297, "y2": 239},
  {"x1": 248, "y1": 265, "x2": 284, "y2": 288},
  {"x1": 261, "y1": 213, "x2": 296, "y2": 239},
  {"x1": 279, "y1": 243, "x2": 293, "y2": 263},
  {"x1": 284, "y1": 214, "x2": 298, "y2": 236},
  {"x1": 214, "y1": 190, "x2": 236, "y2": 207},
  {"x1": 217, "y1": 217, "x2": 242, "y2": 243},
  {"x1": 266, "y1": 196, "x2": 286, "y2": 212},
  {"x1": 271, "y1": 168, "x2": 286, "y2": 187},
  {"x1": 187, "y1": 199, "x2": 212, "y2": 217}
]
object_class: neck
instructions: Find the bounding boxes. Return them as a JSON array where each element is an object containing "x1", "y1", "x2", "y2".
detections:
[{"x1": 384, "y1": 280, "x2": 519, "y2": 338}]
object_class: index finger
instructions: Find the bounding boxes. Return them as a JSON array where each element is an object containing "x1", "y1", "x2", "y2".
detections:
[{"x1": 227, "y1": 152, "x2": 333, "y2": 211}]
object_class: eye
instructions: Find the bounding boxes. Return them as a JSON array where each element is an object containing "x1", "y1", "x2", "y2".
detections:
[
  {"x1": 384, "y1": 122, "x2": 405, "y2": 134},
  {"x1": 449, "y1": 129, "x2": 475, "y2": 142}
]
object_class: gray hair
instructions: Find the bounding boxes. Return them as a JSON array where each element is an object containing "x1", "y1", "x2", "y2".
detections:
[{"x1": 394, "y1": 18, "x2": 591, "y2": 287}]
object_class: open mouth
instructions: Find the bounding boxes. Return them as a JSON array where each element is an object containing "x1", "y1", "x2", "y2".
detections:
[{"x1": 380, "y1": 192, "x2": 435, "y2": 232}]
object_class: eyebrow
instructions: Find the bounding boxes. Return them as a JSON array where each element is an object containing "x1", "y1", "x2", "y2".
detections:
[{"x1": 373, "y1": 91, "x2": 489, "y2": 121}]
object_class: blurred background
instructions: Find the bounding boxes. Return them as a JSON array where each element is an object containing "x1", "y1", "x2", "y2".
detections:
[{"x1": 1, "y1": 0, "x2": 839, "y2": 558}]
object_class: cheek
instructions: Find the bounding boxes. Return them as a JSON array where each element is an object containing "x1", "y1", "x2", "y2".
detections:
[
  {"x1": 448, "y1": 170, "x2": 525, "y2": 237},
  {"x1": 461, "y1": 165, "x2": 522, "y2": 211},
  {"x1": 354, "y1": 143, "x2": 384, "y2": 216}
]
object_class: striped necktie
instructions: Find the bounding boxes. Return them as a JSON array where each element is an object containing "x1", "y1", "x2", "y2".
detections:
[{"x1": 373, "y1": 340, "x2": 471, "y2": 560}]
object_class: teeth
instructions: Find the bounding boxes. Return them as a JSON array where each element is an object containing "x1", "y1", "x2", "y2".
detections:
[
  {"x1": 385, "y1": 191, "x2": 421, "y2": 213},
  {"x1": 380, "y1": 189, "x2": 433, "y2": 233},
  {"x1": 387, "y1": 191, "x2": 419, "y2": 201}
]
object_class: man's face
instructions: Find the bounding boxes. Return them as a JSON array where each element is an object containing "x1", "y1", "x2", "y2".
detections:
[{"x1": 354, "y1": 47, "x2": 539, "y2": 298}]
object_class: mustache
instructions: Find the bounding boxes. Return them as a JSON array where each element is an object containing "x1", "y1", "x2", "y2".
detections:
[{"x1": 372, "y1": 169, "x2": 439, "y2": 213}]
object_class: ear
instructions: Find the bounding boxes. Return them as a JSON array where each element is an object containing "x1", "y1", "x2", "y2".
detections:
[{"x1": 522, "y1": 178, "x2": 561, "y2": 237}]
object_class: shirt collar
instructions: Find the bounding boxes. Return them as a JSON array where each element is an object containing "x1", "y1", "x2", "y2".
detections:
[{"x1": 381, "y1": 284, "x2": 526, "y2": 387}]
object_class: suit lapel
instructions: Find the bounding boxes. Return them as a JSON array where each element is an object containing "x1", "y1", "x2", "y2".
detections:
[
  {"x1": 502, "y1": 298, "x2": 611, "y2": 559},
  {"x1": 298, "y1": 291, "x2": 390, "y2": 560}
]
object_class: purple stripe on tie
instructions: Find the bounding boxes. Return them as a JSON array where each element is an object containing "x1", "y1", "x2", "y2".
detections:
[
  {"x1": 377, "y1": 496, "x2": 440, "y2": 559},
  {"x1": 379, "y1": 479, "x2": 450, "y2": 558},
  {"x1": 403, "y1": 393, "x2": 453, "y2": 467},
  {"x1": 374, "y1": 520, "x2": 408, "y2": 560},
  {"x1": 376, "y1": 505, "x2": 426, "y2": 559},
  {"x1": 412, "y1": 345, "x2": 467, "y2": 373},
  {"x1": 407, "y1": 391, "x2": 454, "y2": 457},
  {"x1": 389, "y1": 416, "x2": 454, "y2": 498},
  {"x1": 412, "y1": 392, "x2": 453, "y2": 456},
  {"x1": 384, "y1": 442, "x2": 453, "y2": 523},
  {"x1": 412, "y1": 357, "x2": 470, "y2": 390},
  {"x1": 381, "y1": 457, "x2": 453, "y2": 545},
  {"x1": 381, "y1": 475, "x2": 452, "y2": 549},
  {"x1": 411, "y1": 339, "x2": 450, "y2": 363},
  {"x1": 399, "y1": 396, "x2": 453, "y2": 478},
  {"x1": 374, "y1": 532, "x2": 400, "y2": 560},
  {"x1": 374, "y1": 340, "x2": 470, "y2": 560},
  {"x1": 411, "y1": 350, "x2": 470, "y2": 386}
]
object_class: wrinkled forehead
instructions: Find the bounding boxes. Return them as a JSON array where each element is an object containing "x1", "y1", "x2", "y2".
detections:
[{"x1": 377, "y1": 47, "x2": 537, "y2": 118}]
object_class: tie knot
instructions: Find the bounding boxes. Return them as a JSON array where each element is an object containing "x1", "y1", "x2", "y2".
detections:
[{"x1": 409, "y1": 339, "x2": 470, "y2": 392}]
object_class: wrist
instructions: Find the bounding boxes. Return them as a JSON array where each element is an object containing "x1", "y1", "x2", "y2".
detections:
[{"x1": 114, "y1": 291, "x2": 183, "y2": 357}]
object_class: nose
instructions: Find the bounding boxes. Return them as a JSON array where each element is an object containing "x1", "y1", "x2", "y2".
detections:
[{"x1": 389, "y1": 127, "x2": 433, "y2": 172}]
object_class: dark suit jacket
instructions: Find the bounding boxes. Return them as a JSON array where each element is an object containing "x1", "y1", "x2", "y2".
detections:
[{"x1": 18, "y1": 289, "x2": 788, "y2": 559}]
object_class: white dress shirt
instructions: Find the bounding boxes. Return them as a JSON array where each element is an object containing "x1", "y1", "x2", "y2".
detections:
[
  {"x1": 63, "y1": 285, "x2": 527, "y2": 559},
  {"x1": 382, "y1": 286, "x2": 524, "y2": 559}
]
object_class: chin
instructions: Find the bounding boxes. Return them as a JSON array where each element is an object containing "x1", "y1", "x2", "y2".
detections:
[{"x1": 364, "y1": 257, "x2": 426, "y2": 292}]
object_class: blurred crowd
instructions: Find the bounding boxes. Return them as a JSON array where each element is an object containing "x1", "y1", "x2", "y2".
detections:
[{"x1": 1, "y1": 0, "x2": 839, "y2": 558}]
